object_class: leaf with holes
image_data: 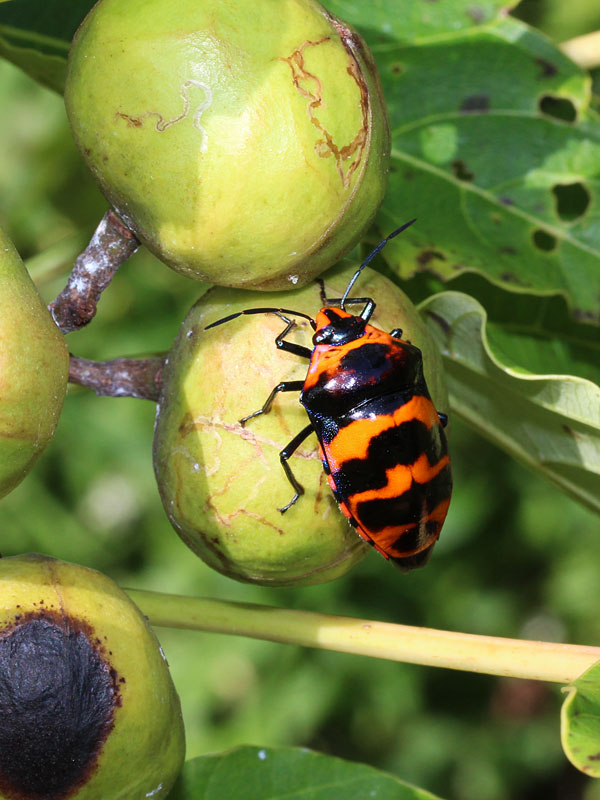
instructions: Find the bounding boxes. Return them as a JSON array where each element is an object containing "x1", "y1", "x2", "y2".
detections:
[
  {"x1": 328, "y1": 3, "x2": 600, "y2": 323},
  {"x1": 561, "y1": 660, "x2": 600, "y2": 778},
  {"x1": 419, "y1": 291, "x2": 600, "y2": 513},
  {"x1": 169, "y1": 746, "x2": 445, "y2": 800}
]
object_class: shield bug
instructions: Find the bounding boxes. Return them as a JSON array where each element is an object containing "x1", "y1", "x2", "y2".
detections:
[{"x1": 206, "y1": 220, "x2": 452, "y2": 571}]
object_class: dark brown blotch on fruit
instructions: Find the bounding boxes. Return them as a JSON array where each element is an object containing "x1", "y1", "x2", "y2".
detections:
[{"x1": 0, "y1": 611, "x2": 119, "y2": 800}]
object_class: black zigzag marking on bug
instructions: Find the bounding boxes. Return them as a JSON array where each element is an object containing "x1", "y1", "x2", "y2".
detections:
[
  {"x1": 354, "y1": 463, "x2": 452, "y2": 533},
  {"x1": 310, "y1": 390, "x2": 423, "y2": 447},
  {"x1": 331, "y1": 416, "x2": 447, "y2": 499}
]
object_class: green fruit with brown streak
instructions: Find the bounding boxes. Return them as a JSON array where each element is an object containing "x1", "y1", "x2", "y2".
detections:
[
  {"x1": 64, "y1": 0, "x2": 390, "y2": 289},
  {"x1": 0, "y1": 227, "x2": 69, "y2": 499},
  {"x1": 0, "y1": 553, "x2": 185, "y2": 800},
  {"x1": 153, "y1": 263, "x2": 449, "y2": 586}
]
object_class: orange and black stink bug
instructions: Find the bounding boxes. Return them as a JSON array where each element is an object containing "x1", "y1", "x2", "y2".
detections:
[{"x1": 206, "y1": 220, "x2": 452, "y2": 571}]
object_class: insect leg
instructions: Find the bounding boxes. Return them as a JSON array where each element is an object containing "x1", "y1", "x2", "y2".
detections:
[
  {"x1": 273, "y1": 312, "x2": 312, "y2": 359},
  {"x1": 278, "y1": 424, "x2": 315, "y2": 513},
  {"x1": 240, "y1": 381, "x2": 305, "y2": 426},
  {"x1": 239, "y1": 312, "x2": 311, "y2": 424}
]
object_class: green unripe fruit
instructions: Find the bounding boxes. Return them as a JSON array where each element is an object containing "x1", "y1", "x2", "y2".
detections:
[
  {"x1": 0, "y1": 553, "x2": 185, "y2": 800},
  {"x1": 0, "y1": 228, "x2": 69, "y2": 499},
  {"x1": 65, "y1": 0, "x2": 390, "y2": 289},
  {"x1": 153, "y1": 263, "x2": 448, "y2": 586}
]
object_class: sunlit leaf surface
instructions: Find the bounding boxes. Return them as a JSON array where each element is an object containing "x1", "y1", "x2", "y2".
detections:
[
  {"x1": 420, "y1": 290, "x2": 600, "y2": 513},
  {"x1": 170, "y1": 746, "x2": 445, "y2": 800},
  {"x1": 562, "y1": 660, "x2": 600, "y2": 778}
]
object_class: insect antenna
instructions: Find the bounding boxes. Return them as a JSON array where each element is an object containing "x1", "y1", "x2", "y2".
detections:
[
  {"x1": 340, "y1": 218, "x2": 417, "y2": 311},
  {"x1": 205, "y1": 307, "x2": 316, "y2": 331}
]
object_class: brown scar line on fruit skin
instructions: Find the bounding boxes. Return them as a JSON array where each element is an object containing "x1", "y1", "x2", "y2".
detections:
[
  {"x1": 280, "y1": 37, "x2": 368, "y2": 190},
  {"x1": 205, "y1": 493, "x2": 288, "y2": 535},
  {"x1": 173, "y1": 449, "x2": 287, "y2": 536},
  {"x1": 314, "y1": 470, "x2": 337, "y2": 520},
  {"x1": 178, "y1": 415, "x2": 321, "y2": 463},
  {"x1": 115, "y1": 79, "x2": 213, "y2": 153},
  {"x1": 204, "y1": 456, "x2": 270, "y2": 506}
]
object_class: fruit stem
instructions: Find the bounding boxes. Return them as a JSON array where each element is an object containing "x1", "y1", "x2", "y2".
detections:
[
  {"x1": 126, "y1": 589, "x2": 600, "y2": 684},
  {"x1": 49, "y1": 210, "x2": 139, "y2": 333},
  {"x1": 69, "y1": 355, "x2": 165, "y2": 400}
]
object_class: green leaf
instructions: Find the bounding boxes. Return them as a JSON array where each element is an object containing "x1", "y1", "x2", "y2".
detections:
[
  {"x1": 405, "y1": 270, "x2": 600, "y2": 385},
  {"x1": 325, "y1": 0, "x2": 520, "y2": 39},
  {"x1": 419, "y1": 291, "x2": 600, "y2": 513},
  {"x1": 0, "y1": 0, "x2": 93, "y2": 92},
  {"x1": 561, "y1": 660, "x2": 600, "y2": 778},
  {"x1": 169, "y1": 746, "x2": 445, "y2": 800},
  {"x1": 485, "y1": 297, "x2": 600, "y2": 384},
  {"x1": 331, "y1": 1, "x2": 600, "y2": 322}
]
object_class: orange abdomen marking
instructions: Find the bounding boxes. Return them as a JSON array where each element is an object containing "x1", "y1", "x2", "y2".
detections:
[{"x1": 310, "y1": 386, "x2": 452, "y2": 571}]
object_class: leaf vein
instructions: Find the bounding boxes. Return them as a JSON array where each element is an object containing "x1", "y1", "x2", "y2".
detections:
[{"x1": 390, "y1": 148, "x2": 600, "y2": 260}]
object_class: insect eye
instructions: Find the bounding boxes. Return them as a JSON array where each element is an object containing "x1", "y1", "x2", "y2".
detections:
[{"x1": 313, "y1": 328, "x2": 332, "y2": 345}]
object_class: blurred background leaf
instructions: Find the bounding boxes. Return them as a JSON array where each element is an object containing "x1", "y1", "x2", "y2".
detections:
[{"x1": 1, "y1": 1, "x2": 600, "y2": 799}]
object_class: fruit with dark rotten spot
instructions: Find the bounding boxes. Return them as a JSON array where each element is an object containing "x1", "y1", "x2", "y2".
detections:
[{"x1": 0, "y1": 554, "x2": 185, "y2": 799}]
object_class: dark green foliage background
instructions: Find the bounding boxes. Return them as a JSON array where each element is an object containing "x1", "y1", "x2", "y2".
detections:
[{"x1": 0, "y1": 1, "x2": 600, "y2": 799}]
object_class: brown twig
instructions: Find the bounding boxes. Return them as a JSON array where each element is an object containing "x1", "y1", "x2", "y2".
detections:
[
  {"x1": 49, "y1": 210, "x2": 140, "y2": 333},
  {"x1": 69, "y1": 355, "x2": 165, "y2": 401}
]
